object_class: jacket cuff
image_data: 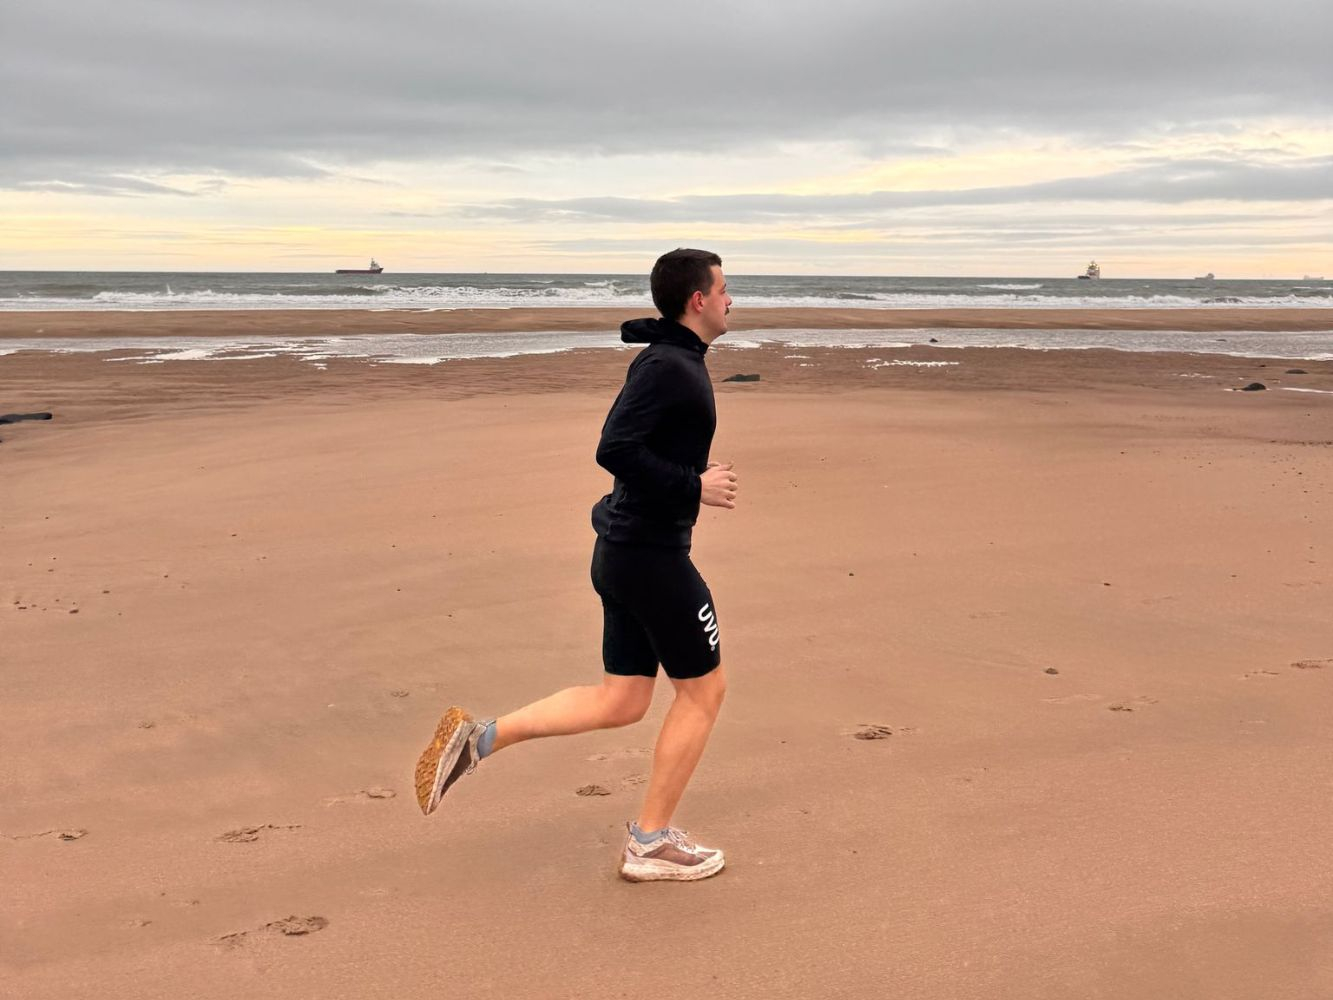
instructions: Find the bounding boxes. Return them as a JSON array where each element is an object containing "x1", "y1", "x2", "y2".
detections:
[{"x1": 688, "y1": 471, "x2": 703, "y2": 508}]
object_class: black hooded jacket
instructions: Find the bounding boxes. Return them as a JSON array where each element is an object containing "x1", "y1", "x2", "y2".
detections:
[{"x1": 591, "y1": 317, "x2": 717, "y2": 548}]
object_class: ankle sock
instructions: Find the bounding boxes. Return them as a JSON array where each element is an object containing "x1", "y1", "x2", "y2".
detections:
[
  {"x1": 630, "y1": 822, "x2": 665, "y2": 845},
  {"x1": 476, "y1": 720, "x2": 497, "y2": 759}
]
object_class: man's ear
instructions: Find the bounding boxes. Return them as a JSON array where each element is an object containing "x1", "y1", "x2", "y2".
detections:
[{"x1": 689, "y1": 290, "x2": 704, "y2": 313}]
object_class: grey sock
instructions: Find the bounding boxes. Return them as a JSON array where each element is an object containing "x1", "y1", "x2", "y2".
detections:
[
  {"x1": 630, "y1": 822, "x2": 665, "y2": 845},
  {"x1": 476, "y1": 720, "x2": 497, "y2": 759}
]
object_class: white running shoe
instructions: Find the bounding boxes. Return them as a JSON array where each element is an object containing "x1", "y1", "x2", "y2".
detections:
[{"x1": 619, "y1": 823, "x2": 725, "y2": 882}]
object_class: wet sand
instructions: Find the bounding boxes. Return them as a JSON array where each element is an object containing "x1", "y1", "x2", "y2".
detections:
[
  {"x1": 1, "y1": 305, "x2": 1331, "y2": 340},
  {"x1": 3, "y1": 319, "x2": 1333, "y2": 999}
]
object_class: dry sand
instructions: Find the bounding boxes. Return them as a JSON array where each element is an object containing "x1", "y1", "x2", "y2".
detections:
[{"x1": 3, "y1": 314, "x2": 1333, "y2": 999}]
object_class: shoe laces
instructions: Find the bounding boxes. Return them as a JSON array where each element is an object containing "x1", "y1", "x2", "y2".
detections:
[{"x1": 665, "y1": 827, "x2": 705, "y2": 853}]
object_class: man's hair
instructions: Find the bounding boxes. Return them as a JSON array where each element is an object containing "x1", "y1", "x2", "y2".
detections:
[{"x1": 651, "y1": 248, "x2": 722, "y2": 321}]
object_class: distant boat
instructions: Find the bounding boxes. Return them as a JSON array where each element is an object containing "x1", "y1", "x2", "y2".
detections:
[
  {"x1": 1077, "y1": 261, "x2": 1101, "y2": 280},
  {"x1": 1194, "y1": 272, "x2": 1216, "y2": 280},
  {"x1": 335, "y1": 259, "x2": 383, "y2": 274},
  {"x1": 1303, "y1": 275, "x2": 1325, "y2": 281}
]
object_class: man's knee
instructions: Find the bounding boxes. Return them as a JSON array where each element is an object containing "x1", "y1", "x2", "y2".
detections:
[
  {"x1": 706, "y1": 667, "x2": 727, "y2": 711},
  {"x1": 678, "y1": 666, "x2": 726, "y2": 715},
  {"x1": 601, "y1": 688, "x2": 652, "y2": 728}
]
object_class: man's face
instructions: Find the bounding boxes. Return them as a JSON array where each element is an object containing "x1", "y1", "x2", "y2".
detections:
[{"x1": 695, "y1": 266, "x2": 732, "y2": 341}]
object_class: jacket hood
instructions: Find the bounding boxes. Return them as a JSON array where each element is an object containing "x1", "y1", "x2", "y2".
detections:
[{"x1": 620, "y1": 317, "x2": 709, "y2": 354}]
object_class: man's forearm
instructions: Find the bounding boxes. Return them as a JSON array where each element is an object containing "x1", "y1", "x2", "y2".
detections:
[{"x1": 597, "y1": 439, "x2": 701, "y2": 506}]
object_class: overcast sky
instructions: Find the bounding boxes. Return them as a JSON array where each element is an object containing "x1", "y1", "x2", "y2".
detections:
[{"x1": 3, "y1": 0, "x2": 1331, "y2": 274}]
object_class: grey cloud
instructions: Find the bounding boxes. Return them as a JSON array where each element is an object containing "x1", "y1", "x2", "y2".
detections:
[
  {"x1": 820, "y1": 210, "x2": 1313, "y2": 231},
  {"x1": 2, "y1": 0, "x2": 1330, "y2": 186},
  {"x1": 533, "y1": 224, "x2": 1330, "y2": 264},
  {"x1": 456, "y1": 156, "x2": 1333, "y2": 224},
  {"x1": 14, "y1": 175, "x2": 204, "y2": 197}
]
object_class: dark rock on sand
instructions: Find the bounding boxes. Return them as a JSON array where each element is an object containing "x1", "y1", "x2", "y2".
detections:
[
  {"x1": 0, "y1": 412, "x2": 53, "y2": 445},
  {"x1": 1286, "y1": 369, "x2": 1308, "y2": 375},
  {"x1": 722, "y1": 374, "x2": 761, "y2": 383},
  {"x1": 1239, "y1": 383, "x2": 1267, "y2": 391}
]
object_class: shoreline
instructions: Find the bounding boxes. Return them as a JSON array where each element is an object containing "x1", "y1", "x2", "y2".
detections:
[{"x1": 1, "y1": 305, "x2": 1331, "y2": 340}]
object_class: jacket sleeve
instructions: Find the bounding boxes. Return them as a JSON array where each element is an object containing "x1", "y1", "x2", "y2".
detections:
[{"x1": 595, "y1": 354, "x2": 703, "y2": 508}]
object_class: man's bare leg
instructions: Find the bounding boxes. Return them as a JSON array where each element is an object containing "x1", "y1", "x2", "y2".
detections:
[
  {"x1": 489, "y1": 673, "x2": 656, "y2": 753},
  {"x1": 415, "y1": 673, "x2": 655, "y2": 815},
  {"x1": 635, "y1": 666, "x2": 727, "y2": 832}
]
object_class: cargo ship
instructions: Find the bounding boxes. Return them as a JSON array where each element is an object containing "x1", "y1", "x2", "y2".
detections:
[
  {"x1": 335, "y1": 259, "x2": 383, "y2": 274},
  {"x1": 1077, "y1": 260, "x2": 1101, "y2": 280}
]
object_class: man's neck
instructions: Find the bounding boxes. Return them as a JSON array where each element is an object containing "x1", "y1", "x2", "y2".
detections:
[{"x1": 675, "y1": 316, "x2": 719, "y2": 346}]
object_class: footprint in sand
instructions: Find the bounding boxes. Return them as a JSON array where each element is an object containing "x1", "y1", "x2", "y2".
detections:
[
  {"x1": 620, "y1": 774, "x2": 648, "y2": 788},
  {"x1": 1108, "y1": 697, "x2": 1159, "y2": 713},
  {"x1": 153, "y1": 893, "x2": 200, "y2": 909},
  {"x1": 575, "y1": 784, "x2": 612, "y2": 797},
  {"x1": 853, "y1": 725, "x2": 894, "y2": 740},
  {"x1": 848, "y1": 724, "x2": 917, "y2": 740},
  {"x1": 6, "y1": 828, "x2": 87, "y2": 842},
  {"x1": 216, "y1": 824, "x2": 301, "y2": 843},
  {"x1": 217, "y1": 915, "x2": 329, "y2": 949},
  {"x1": 584, "y1": 746, "x2": 653, "y2": 762},
  {"x1": 1042, "y1": 693, "x2": 1104, "y2": 705},
  {"x1": 264, "y1": 915, "x2": 328, "y2": 936},
  {"x1": 1292, "y1": 658, "x2": 1330, "y2": 670},
  {"x1": 968, "y1": 610, "x2": 1008, "y2": 620},
  {"x1": 323, "y1": 788, "x2": 395, "y2": 806},
  {"x1": 1241, "y1": 669, "x2": 1281, "y2": 680}
]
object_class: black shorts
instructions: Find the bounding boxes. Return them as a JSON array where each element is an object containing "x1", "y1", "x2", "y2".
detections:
[{"x1": 590, "y1": 536, "x2": 722, "y2": 680}]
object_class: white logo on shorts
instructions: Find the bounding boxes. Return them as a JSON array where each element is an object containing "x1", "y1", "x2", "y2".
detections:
[{"x1": 697, "y1": 602, "x2": 720, "y2": 652}]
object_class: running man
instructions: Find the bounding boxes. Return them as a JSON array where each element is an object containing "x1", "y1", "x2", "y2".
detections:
[{"x1": 414, "y1": 248, "x2": 737, "y2": 882}]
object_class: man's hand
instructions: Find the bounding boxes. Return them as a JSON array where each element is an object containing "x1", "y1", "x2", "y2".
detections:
[{"x1": 701, "y1": 462, "x2": 738, "y2": 509}]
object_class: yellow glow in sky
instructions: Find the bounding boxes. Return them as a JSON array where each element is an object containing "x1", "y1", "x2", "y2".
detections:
[{"x1": 5, "y1": 121, "x2": 1331, "y2": 276}]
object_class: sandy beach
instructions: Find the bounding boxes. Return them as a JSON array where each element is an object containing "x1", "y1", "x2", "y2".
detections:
[{"x1": 4, "y1": 310, "x2": 1333, "y2": 999}]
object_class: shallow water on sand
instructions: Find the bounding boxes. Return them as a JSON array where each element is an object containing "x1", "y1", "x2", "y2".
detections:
[{"x1": 2, "y1": 326, "x2": 1331, "y2": 363}]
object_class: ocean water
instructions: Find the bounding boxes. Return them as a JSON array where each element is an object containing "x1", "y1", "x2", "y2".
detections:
[
  {"x1": 3, "y1": 271, "x2": 1330, "y2": 362},
  {"x1": 1, "y1": 271, "x2": 1331, "y2": 312}
]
